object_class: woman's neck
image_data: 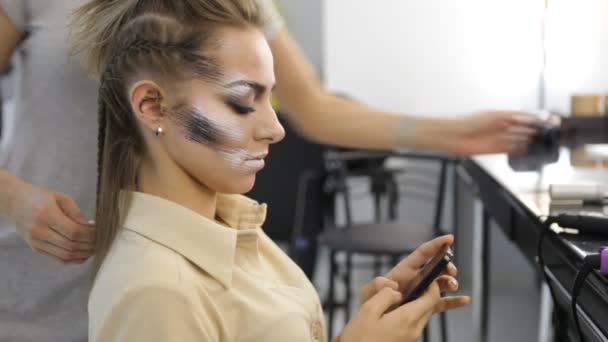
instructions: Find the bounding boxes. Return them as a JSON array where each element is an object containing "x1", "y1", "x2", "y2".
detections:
[{"x1": 138, "y1": 157, "x2": 217, "y2": 221}]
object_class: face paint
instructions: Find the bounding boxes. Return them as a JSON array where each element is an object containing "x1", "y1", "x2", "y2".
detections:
[
  {"x1": 168, "y1": 104, "x2": 262, "y2": 172},
  {"x1": 169, "y1": 104, "x2": 223, "y2": 144},
  {"x1": 169, "y1": 103, "x2": 249, "y2": 142},
  {"x1": 217, "y1": 147, "x2": 260, "y2": 170}
]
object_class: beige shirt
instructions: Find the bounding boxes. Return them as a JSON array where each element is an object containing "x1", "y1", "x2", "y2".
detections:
[{"x1": 89, "y1": 192, "x2": 327, "y2": 342}]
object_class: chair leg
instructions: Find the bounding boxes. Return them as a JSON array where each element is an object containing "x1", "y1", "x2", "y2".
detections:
[
  {"x1": 388, "y1": 176, "x2": 399, "y2": 220},
  {"x1": 481, "y1": 210, "x2": 491, "y2": 342},
  {"x1": 423, "y1": 325, "x2": 430, "y2": 342},
  {"x1": 391, "y1": 255, "x2": 400, "y2": 268},
  {"x1": 440, "y1": 310, "x2": 448, "y2": 342},
  {"x1": 373, "y1": 255, "x2": 383, "y2": 276},
  {"x1": 345, "y1": 252, "x2": 353, "y2": 324},
  {"x1": 327, "y1": 250, "x2": 336, "y2": 338}
]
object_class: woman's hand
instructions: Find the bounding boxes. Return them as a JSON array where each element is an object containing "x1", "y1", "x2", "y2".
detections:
[
  {"x1": 452, "y1": 111, "x2": 539, "y2": 155},
  {"x1": 337, "y1": 235, "x2": 470, "y2": 342},
  {"x1": 338, "y1": 279, "x2": 455, "y2": 342},
  {"x1": 8, "y1": 181, "x2": 96, "y2": 264},
  {"x1": 361, "y1": 235, "x2": 469, "y2": 313}
]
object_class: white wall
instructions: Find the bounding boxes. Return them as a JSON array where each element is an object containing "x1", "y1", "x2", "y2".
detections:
[
  {"x1": 323, "y1": 0, "x2": 608, "y2": 115},
  {"x1": 323, "y1": 0, "x2": 545, "y2": 116},
  {"x1": 545, "y1": 0, "x2": 608, "y2": 113},
  {"x1": 276, "y1": 0, "x2": 323, "y2": 72}
]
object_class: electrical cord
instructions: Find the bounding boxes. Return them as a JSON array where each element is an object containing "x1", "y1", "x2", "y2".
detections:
[
  {"x1": 571, "y1": 250, "x2": 607, "y2": 342},
  {"x1": 570, "y1": 254, "x2": 599, "y2": 342},
  {"x1": 536, "y1": 213, "x2": 608, "y2": 342}
]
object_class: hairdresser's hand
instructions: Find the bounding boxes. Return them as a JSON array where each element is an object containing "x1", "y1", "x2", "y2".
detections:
[
  {"x1": 452, "y1": 111, "x2": 539, "y2": 155},
  {"x1": 338, "y1": 280, "x2": 448, "y2": 342},
  {"x1": 360, "y1": 235, "x2": 470, "y2": 314},
  {"x1": 8, "y1": 181, "x2": 95, "y2": 264}
]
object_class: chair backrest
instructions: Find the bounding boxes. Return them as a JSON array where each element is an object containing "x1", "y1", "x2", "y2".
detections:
[
  {"x1": 247, "y1": 113, "x2": 325, "y2": 269},
  {"x1": 323, "y1": 150, "x2": 449, "y2": 236}
]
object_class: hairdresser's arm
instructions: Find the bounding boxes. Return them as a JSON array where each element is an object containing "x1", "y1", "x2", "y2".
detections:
[
  {"x1": 0, "y1": 6, "x2": 22, "y2": 73},
  {"x1": 0, "y1": 8, "x2": 96, "y2": 264},
  {"x1": 270, "y1": 29, "x2": 537, "y2": 154},
  {"x1": 0, "y1": 168, "x2": 96, "y2": 263},
  {"x1": 0, "y1": 168, "x2": 23, "y2": 218}
]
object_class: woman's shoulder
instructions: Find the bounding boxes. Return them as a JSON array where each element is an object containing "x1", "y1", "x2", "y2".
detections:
[{"x1": 91, "y1": 230, "x2": 188, "y2": 299}]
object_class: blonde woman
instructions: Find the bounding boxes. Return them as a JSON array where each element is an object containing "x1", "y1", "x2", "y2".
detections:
[
  {"x1": 0, "y1": 0, "x2": 522, "y2": 340},
  {"x1": 68, "y1": 0, "x2": 469, "y2": 341}
]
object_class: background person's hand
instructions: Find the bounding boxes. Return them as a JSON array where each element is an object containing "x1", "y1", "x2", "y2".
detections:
[
  {"x1": 452, "y1": 111, "x2": 540, "y2": 155},
  {"x1": 8, "y1": 181, "x2": 95, "y2": 264},
  {"x1": 359, "y1": 235, "x2": 470, "y2": 314}
]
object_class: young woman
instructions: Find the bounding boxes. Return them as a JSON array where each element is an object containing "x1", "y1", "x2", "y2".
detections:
[{"x1": 70, "y1": 0, "x2": 469, "y2": 341}]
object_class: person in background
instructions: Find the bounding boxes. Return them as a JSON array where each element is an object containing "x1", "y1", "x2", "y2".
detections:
[{"x1": 0, "y1": 0, "x2": 530, "y2": 341}]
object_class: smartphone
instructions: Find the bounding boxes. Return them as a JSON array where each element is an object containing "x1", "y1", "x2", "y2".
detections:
[{"x1": 400, "y1": 244, "x2": 454, "y2": 305}]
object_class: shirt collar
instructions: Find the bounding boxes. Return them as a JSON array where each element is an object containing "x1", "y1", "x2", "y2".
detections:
[{"x1": 122, "y1": 191, "x2": 267, "y2": 288}]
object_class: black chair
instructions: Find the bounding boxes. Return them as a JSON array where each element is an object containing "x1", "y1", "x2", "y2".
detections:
[
  {"x1": 247, "y1": 113, "x2": 326, "y2": 279},
  {"x1": 319, "y1": 149, "x2": 451, "y2": 341}
]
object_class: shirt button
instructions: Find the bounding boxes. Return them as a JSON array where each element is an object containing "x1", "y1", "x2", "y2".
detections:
[{"x1": 312, "y1": 320, "x2": 323, "y2": 341}]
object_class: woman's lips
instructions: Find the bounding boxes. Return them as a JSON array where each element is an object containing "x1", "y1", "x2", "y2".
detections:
[
  {"x1": 244, "y1": 152, "x2": 268, "y2": 170},
  {"x1": 248, "y1": 152, "x2": 268, "y2": 160}
]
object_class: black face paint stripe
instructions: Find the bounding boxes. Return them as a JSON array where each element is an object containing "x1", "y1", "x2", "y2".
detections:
[{"x1": 169, "y1": 104, "x2": 222, "y2": 145}]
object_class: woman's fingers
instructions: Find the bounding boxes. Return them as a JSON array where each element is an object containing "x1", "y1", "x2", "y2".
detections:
[
  {"x1": 391, "y1": 280, "x2": 441, "y2": 319},
  {"x1": 360, "y1": 276, "x2": 399, "y2": 305},
  {"x1": 387, "y1": 235, "x2": 454, "y2": 287},
  {"x1": 434, "y1": 296, "x2": 471, "y2": 313},
  {"x1": 439, "y1": 262, "x2": 458, "y2": 277},
  {"x1": 434, "y1": 275, "x2": 471, "y2": 312},
  {"x1": 436, "y1": 275, "x2": 459, "y2": 293},
  {"x1": 364, "y1": 287, "x2": 403, "y2": 318}
]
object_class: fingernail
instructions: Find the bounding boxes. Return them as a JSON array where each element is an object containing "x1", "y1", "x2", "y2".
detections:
[
  {"x1": 450, "y1": 263, "x2": 457, "y2": 272},
  {"x1": 450, "y1": 279, "x2": 458, "y2": 288},
  {"x1": 88, "y1": 220, "x2": 96, "y2": 225},
  {"x1": 389, "y1": 281, "x2": 399, "y2": 290}
]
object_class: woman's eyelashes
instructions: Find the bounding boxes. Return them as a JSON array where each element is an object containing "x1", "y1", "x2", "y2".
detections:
[
  {"x1": 224, "y1": 91, "x2": 257, "y2": 115},
  {"x1": 227, "y1": 100, "x2": 255, "y2": 115}
]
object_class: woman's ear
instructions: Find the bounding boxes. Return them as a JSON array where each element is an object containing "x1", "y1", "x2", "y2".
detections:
[{"x1": 129, "y1": 80, "x2": 166, "y2": 133}]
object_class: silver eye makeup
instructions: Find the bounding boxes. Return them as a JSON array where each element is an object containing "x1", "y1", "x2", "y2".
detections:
[
  {"x1": 222, "y1": 78, "x2": 274, "y2": 116},
  {"x1": 225, "y1": 96, "x2": 255, "y2": 115}
]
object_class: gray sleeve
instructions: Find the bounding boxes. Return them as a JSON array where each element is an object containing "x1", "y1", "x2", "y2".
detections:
[
  {"x1": 0, "y1": 0, "x2": 27, "y2": 32},
  {"x1": 257, "y1": 0, "x2": 285, "y2": 41}
]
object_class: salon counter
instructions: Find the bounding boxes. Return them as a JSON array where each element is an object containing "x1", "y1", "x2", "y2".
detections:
[{"x1": 459, "y1": 147, "x2": 608, "y2": 341}]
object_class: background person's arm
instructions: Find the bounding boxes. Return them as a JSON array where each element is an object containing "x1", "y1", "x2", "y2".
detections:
[
  {"x1": 0, "y1": 167, "x2": 96, "y2": 264},
  {"x1": 0, "y1": 168, "x2": 23, "y2": 218},
  {"x1": 0, "y1": 6, "x2": 96, "y2": 264},
  {"x1": 270, "y1": 29, "x2": 537, "y2": 154},
  {"x1": 0, "y1": 6, "x2": 24, "y2": 217},
  {"x1": 0, "y1": 6, "x2": 22, "y2": 73}
]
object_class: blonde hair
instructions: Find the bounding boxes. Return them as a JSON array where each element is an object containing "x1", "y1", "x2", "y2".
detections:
[
  {"x1": 71, "y1": 0, "x2": 263, "y2": 78},
  {"x1": 69, "y1": 0, "x2": 264, "y2": 278}
]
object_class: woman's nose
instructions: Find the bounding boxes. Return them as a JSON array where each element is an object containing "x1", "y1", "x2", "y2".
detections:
[{"x1": 255, "y1": 107, "x2": 285, "y2": 144}]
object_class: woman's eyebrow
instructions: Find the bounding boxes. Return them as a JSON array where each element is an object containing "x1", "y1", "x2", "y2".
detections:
[{"x1": 223, "y1": 80, "x2": 276, "y2": 96}]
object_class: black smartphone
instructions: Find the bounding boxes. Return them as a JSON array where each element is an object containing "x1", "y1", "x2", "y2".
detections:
[{"x1": 400, "y1": 244, "x2": 454, "y2": 305}]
